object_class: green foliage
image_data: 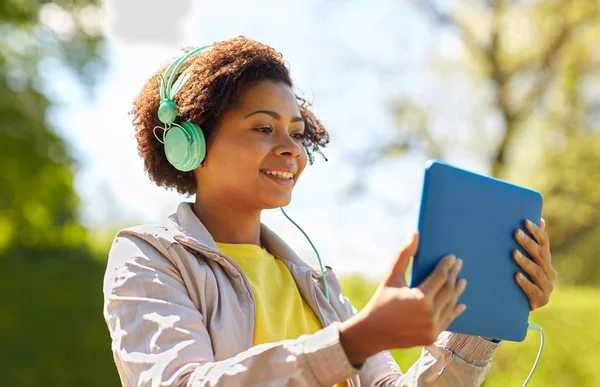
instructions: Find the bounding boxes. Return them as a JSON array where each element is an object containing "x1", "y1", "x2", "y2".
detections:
[
  {"x1": 338, "y1": 275, "x2": 378, "y2": 310},
  {"x1": 340, "y1": 276, "x2": 600, "y2": 387},
  {"x1": 0, "y1": 0, "x2": 104, "y2": 255},
  {"x1": 484, "y1": 287, "x2": 600, "y2": 387},
  {"x1": 0, "y1": 253, "x2": 120, "y2": 387},
  {"x1": 534, "y1": 135, "x2": 600, "y2": 285},
  {"x1": 0, "y1": 0, "x2": 109, "y2": 382},
  {"x1": 0, "y1": 73, "x2": 87, "y2": 253}
]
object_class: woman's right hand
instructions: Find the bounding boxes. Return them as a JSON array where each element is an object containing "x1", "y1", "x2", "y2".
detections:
[{"x1": 339, "y1": 232, "x2": 467, "y2": 366}]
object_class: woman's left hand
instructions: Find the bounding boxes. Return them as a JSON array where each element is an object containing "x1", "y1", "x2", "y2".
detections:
[{"x1": 513, "y1": 219, "x2": 558, "y2": 311}]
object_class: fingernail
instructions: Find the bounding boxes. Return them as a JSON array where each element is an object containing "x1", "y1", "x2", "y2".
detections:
[
  {"x1": 525, "y1": 219, "x2": 533, "y2": 227},
  {"x1": 516, "y1": 229, "x2": 525, "y2": 239},
  {"x1": 448, "y1": 255, "x2": 457, "y2": 266},
  {"x1": 514, "y1": 250, "x2": 523, "y2": 261},
  {"x1": 458, "y1": 279, "x2": 467, "y2": 292},
  {"x1": 455, "y1": 258, "x2": 463, "y2": 271}
]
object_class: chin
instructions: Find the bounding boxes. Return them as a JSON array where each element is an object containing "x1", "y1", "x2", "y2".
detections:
[{"x1": 261, "y1": 194, "x2": 293, "y2": 210}]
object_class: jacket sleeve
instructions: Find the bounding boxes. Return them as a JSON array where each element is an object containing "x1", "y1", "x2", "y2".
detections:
[
  {"x1": 324, "y1": 271, "x2": 502, "y2": 387},
  {"x1": 103, "y1": 234, "x2": 359, "y2": 387}
]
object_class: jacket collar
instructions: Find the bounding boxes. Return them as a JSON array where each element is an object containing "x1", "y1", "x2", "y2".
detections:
[{"x1": 169, "y1": 202, "x2": 317, "y2": 273}]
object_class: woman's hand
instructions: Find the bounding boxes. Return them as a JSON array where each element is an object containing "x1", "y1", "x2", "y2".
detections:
[
  {"x1": 339, "y1": 232, "x2": 466, "y2": 365},
  {"x1": 513, "y1": 219, "x2": 557, "y2": 311}
]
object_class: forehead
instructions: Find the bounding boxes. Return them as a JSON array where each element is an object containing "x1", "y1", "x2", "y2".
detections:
[{"x1": 235, "y1": 80, "x2": 300, "y2": 115}]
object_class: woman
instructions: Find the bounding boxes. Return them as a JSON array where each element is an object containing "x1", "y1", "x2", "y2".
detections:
[{"x1": 103, "y1": 37, "x2": 556, "y2": 386}]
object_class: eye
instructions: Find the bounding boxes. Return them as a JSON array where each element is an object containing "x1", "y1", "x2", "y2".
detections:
[
  {"x1": 255, "y1": 126, "x2": 272, "y2": 134},
  {"x1": 292, "y1": 132, "x2": 305, "y2": 140}
]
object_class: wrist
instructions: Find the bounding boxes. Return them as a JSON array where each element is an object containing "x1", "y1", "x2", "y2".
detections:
[{"x1": 339, "y1": 313, "x2": 377, "y2": 366}]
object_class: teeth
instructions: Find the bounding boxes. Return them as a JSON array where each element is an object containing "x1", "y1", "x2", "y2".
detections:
[{"x1": 264, "y1": 170, "x2": 293, "y2": 179}]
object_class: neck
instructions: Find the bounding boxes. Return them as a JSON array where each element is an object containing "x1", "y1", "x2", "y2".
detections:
[{"x1": 192, "y1": 196, "x2": 262, "y2": 246}]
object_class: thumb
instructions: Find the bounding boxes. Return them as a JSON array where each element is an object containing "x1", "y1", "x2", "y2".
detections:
[{"x1": 385, "y1": 232, "x2": 419, "y2": 287}]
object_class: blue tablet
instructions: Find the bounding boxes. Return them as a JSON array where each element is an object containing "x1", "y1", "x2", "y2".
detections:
[{"x1": 410, "y1": 160, "x2": 543, "y2": 342}]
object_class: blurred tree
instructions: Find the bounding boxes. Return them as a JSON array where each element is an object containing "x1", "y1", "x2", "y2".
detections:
[
  {"x1": 0, "y1": 256, "x2": 121, "y2": 386},
  {"x1": 0, "y1": 3, "x2": 113, "y2": 385},
  {"x1": 0, "y1": 0, "x2": 105, "y2": 256},
  {"x1": 374, "y1": 0, "x2": 600, "y2": 285}
]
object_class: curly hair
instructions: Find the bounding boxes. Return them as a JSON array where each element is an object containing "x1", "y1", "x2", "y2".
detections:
[{"x1": 130, "y1": 36, "x2": 329, "y2": 195}]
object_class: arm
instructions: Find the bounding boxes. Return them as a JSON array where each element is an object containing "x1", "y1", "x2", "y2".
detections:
[
  {"x1": 340, "y1": 298, "x2": 500, "y2": 387},
  {"x1": 103, "y1": 234, "x2": 358, "y2": 387},
  {"x1": 383, "y1": 333, "x2": 500, "y2": 386},
  {"x1": 323, "y1": 259, "x2": 500, "y2": 386}
]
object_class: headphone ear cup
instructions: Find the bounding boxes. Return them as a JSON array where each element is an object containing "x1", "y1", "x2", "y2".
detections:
[{"x1": 164, "y1": 121, "x2": 206, "y2": 172}]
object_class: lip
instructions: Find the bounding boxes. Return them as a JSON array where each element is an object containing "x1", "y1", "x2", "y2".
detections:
[
  {"x1": 260, "y1": 170, "x2": 295, "y2": 187},
  {"x1": 259, "y1": 166, "x2": 298, "y2": 175}
]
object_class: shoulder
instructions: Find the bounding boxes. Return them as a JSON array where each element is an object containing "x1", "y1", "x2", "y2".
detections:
[
  {"x1": 105, "y1": 220, "x2": 192, "y2": 282},
  {"x1": 104, "y1": 221, "x2": 216, "y2": 298},
  {"x1": 116, "y1": 220, "x2": 182, "y2": 253}
]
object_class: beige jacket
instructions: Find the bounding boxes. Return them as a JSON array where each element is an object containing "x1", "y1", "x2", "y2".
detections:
[{"x1": 103, "y1": 202, "x2": 500, "y2": 387}]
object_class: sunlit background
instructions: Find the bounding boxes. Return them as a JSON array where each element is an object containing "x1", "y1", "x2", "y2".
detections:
[{"x1": 2, "y1": 0, "x2": 600, "y2": 386}]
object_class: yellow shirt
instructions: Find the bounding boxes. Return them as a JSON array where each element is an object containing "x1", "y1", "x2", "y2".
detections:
[
  {"x1": 216, "y1": 242, "x2": 323, "y2": 345},
  {"x1": 216, "y1": 243, "x2": 346, "y2": 387}
]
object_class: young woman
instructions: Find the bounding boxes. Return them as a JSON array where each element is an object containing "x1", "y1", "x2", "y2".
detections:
[{"x1": 103, "y1": 37, "x2": 556, "y2": 386}]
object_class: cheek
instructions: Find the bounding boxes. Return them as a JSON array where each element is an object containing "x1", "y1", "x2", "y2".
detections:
[
  {"x1": 208, "y1": 138, "x2": 263, "y2": 180},
  {"x1": 296, "y1": 148, "x2": 309, "y2": 177}
]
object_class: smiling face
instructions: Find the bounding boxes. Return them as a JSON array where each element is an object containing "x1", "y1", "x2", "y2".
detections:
[{"x1": 194, "y1": 80, "x2": 308, "y2": 211}]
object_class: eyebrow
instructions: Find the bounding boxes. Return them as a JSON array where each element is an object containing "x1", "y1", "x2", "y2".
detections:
[{"x1": 244, "y1": 110, "x2": 304, "y2": 123}]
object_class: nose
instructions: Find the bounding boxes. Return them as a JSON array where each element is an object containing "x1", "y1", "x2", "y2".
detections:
[{"x1": 274, "y1": 132, "x2": 302, "y2": 158}]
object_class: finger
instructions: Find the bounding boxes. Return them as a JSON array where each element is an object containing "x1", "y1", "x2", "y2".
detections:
[
  {"x1": 515, "y1": 272, "x2": 548, "y2": 310},
  {"x1": 524, "y1": 219, "x2": 550, "y2": 251},
  {"x1": 513, "y1": 250, "x2": 553, "y2": 291},
  {"x1": 438, "y1": 278, "x2": 467, "y2": 326},
  {"x1": 515, "y1": 229, "x2": 551, "y2": 271},
  {"x1": 417, "y1": 255, "x2": 456, "y2": 295},
  {"x1": 440, "y1": 302, "x2": 467, "y2": 332},
  {"x1": 432, "y1": 282, "x2": 454, "y2": 314},
  {"x1": 433, "y1": 259, "x2": 463, "y2": 311},
  {"x1": 540, "y1": 218, "x2": 546, "y2": 231},
  {"x1": 386, "y1": 232, "x2": 419, "y2": 287},
  {"x1": 448, "y1": 258, "x2": 462, "y2": 284}
]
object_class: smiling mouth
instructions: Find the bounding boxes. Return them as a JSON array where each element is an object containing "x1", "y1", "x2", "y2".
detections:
[
  {"x1": 260, "y1": 170, "x2": 294, "y2": 180},
  {"x1": 260, "y1": 170, "x2": 296, "y2": 187}
]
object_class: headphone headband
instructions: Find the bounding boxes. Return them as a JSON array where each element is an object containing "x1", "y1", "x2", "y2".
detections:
[
  {"x1": 160, "y1": 45, "x2": 213, "y2": 106},
  {"x1": 156, "y1": 45, "x2": 212, "y2": 172}
]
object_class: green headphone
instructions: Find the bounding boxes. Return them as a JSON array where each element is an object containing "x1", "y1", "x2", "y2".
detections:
[{"x1": 154, "y1": 45, "x2": 212, "y2": 172}]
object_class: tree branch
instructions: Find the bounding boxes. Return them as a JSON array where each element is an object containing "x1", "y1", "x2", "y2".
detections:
[
  {"x1": 511, "y1": 30, "x2": 569, "y2": 121},
  {"x1": 409, "y1": 0, "x2": 490, "y2": 61}
]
